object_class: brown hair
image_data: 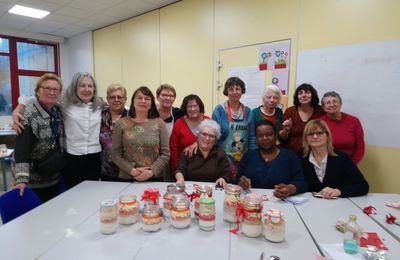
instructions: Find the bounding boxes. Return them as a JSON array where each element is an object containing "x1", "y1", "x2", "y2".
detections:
[
  {"x1": 156, "y1": 84, "x2": 176, "y2": 98},
  {"x1": 129, "y1": 86, "x2": 159, "y2": 119},
  {"x1": 302, "y1": 119, "x2": 337, "y2": 157},
  {"x1": 35, "y1": 73, "x2": 63, "y2": 95}
]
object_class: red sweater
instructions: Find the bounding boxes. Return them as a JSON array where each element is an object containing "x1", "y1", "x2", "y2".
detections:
[
  {"x1": 169, "y1": 116, "x2": 209, "y2": 171},
  {"x1": 282, "y1": 105, "x2": 325, "y2": 154},
  {"x1": 321, "y1": 113, "x2": 365, "y2": 164}
]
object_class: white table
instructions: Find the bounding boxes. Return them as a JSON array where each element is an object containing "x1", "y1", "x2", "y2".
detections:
[
  {"x1": 294, "y1": 193, "x2": 400, "y2": 259},
  {"x1": 0, "y1": 181, "x2": 131, "y2": 260},
  {"x1": 349, "y1": 193, "x2": 400, "y2": 242},
  {"x1": 38, "y1": 182, "x2": 320, "y2": 260}
]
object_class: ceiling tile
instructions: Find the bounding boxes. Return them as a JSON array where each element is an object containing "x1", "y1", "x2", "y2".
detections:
[
  {"x1": 143, "y1": 0, "x2": 178, "y2": 6},
  {"x1": 50, "y1": 24, "x2": 88, "y2": 37},
  {"x1": 45, "y1": 13, "x2": 80, "y2": 24},
  {"x1": 25, "y1": 19, "x2": 64, "y2": 34},
  {"x1": 0, "y1": 13, "x2": 36, "y2": 29},
  {"x1": 19, "y1": 0, "x2": 59, "y2": 12},
  {"x1": 54, "y1": 6, "x2": 89, "y2": 18},
  {"x1": 116, "y1": 0, "x2": 158, "y2": 13},
  {"x1": 68, "y1": 0, "x2": 109, "y2": 12},
  {"x1": 100, "y1": 6, "x2": 137, "y2": 19},
  {"x1": 74, "y1": 14, "x2": 121, "y2": 29},
  {"x1": 41, "y1": 0, "x2": 73, "y2": 4}
]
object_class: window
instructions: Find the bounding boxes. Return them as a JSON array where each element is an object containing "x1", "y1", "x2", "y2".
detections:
[{"x1": 0, "y1": 35, "x2": 59, "y2": 115}]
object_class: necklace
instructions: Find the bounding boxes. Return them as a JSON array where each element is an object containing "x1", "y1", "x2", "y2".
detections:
[{"x1": 261, "y1": 107, "x2": 275, "y2": 117}]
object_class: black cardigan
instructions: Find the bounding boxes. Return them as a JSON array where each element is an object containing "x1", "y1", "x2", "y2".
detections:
[{"x1": 301, "y1": 150, "x2": 369, "y2": 197}]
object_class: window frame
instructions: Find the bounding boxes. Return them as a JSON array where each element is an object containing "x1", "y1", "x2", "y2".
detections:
[{"x1": 0, "y1": 34, "x2": 60, "y2": 110}]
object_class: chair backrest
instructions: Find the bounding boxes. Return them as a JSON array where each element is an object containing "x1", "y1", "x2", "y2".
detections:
[{"x1": 0, "y1": 188, "x2": 42, "y2": 224}]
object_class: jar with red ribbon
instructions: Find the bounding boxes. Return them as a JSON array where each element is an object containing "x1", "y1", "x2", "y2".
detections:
[
  {"x1": 223, "y1": 184, "x2": 242, "y2": 223},
  {"x1": 198, "y1": 196, "x2": 216, "y2": 231},
  {"x1": 163, "y1": 184, "x2": 185, "y2": 217},
  {"x1": 240, "y1": 193, "x2": 263, "y2": 237},
  {"x1": 118, "y1": 194, "x2": 139, "y2": 225},
  {"x1": 141, "y1": 204, "x2": 163, "y2": 232},
  {"x1": 263, "y1": 209, "x2": 285, "y2": 242},
  {"x1": 193, "y1": 185, "x2": 213, "y2": 219},
  {"x1": 170, "y1": 193, "x2": 191, "y2": 229},
  {"x1": 141, "y1": 187, "x2": 161, "y2": 206}
]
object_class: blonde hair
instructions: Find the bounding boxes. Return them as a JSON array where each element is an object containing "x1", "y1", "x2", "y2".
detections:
[
  {"x1": 107, "y1": 84, "x2": 127, "y2": 97},
  {"x1": 302, "y1": 119, "x2": 337, "y2": 157},
  {"x1": 35, "y1": 73, "x2": 62, "y2": 94}
]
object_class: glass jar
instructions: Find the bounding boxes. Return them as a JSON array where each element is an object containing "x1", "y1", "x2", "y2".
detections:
[
  {"x1": 100, "y1": 199, "x2": 118, "y2": 234},
  {"x1": 118, "y1": 194, "x2": 139, "y2": 225},
  {"x1": 163, "y1": 184, "x2": 185, "y2": 217},
  {"x1": 241, "y1": 193, "x2": 263, "y2": 237},
  {"x1": 198, "y1": 196, "x2": 216, "y2": 231},
  {"x1": 263, "y1": 209, "x2": 285, "y2": 242},
  {"x1": 194, "y1": 185, "x2": 213, "y2": 219},
  {"x1": 171, "y1": 194, "x2": 191, "y2": 229},
  {"x1": 141, "y1": 204, "x2": 163, "y2": 232},
  {"x1": 343, "y1": 214, "x2": 361, "y2": 254},
  {"x1": 141, "y1": 187, "x2": 161, "y2": 206},
  {"x1": 223, "y1": 184, "x2": 242, "y2": 223}
]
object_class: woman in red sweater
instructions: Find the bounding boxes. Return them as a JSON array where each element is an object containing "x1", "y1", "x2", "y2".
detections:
[
  {"x1": 320, "y1": 91, "x2": 365, "y2": 164},
  {"x1": 169, "y1": 94, "x2": 209, "y2": 172}
]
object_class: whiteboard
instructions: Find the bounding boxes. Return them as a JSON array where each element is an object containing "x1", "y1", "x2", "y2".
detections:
[{"x1": 296, "y1": 40, "x2": 400, "y2": 148}]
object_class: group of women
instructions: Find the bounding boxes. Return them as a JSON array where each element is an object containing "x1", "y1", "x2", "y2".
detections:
[{"x1": 12, "y1": 73, "x2": 368, "y2": 203}]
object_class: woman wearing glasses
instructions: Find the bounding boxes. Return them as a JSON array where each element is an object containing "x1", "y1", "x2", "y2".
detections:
[
  {"x1": 301, "y1": 119, "x2": 369, "y2": 199},
  {"x1": 100, "y1": 84, "x2": 128, "y2": 181},
  {"x1": 174, "y1": 119, "x2": 231, "y2": 188},
  {"x1": 156, "y1": 84, "x2": 183, "y2": 138},
  {"x1": 169, "y1": 94, "x2": 209, "y2": 172}
]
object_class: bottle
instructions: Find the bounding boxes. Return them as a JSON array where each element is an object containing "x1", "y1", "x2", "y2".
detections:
[{"x1": 343, "y1": 214, "x2": 361, "y2": 254}]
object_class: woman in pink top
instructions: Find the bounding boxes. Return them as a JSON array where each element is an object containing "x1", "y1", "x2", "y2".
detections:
[{"x1": 320, "y1": 91, "x2": 365, "y2": 164}]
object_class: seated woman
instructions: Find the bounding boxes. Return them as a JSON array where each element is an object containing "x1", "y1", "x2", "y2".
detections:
[
  {"x1": 320, "y1": 91, "x2": 365, "y2": 164},
  {"x1": 235, "y1": 120, "x2": 307, "y2": 199},
  {"x1": 14, "y1": 73, "x2": 64, "y2": 202},
  {"x1": 111, "y1": 86, "x2": 170, "y2": 182},
  {"x1": 174, "y1": 119, "x2": 231, "y2": 188},
  {"x1": 301, "y1": 119, "x2": 369, "y2": 199}
]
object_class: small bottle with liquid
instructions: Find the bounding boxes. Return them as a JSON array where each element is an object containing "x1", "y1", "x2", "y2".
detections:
[{"x1": 343, "y1": 214, "x2": 361, "y2": 254}]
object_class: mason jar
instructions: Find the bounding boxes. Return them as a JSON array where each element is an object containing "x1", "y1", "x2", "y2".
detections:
[
  {"x1": 240, "y1": 193, "x2": 263, "y2": 237},
  {"x1": 198, "y1": 196, "x2": 216, "y2": 231},
  {"x1": 194, "y1": 185, "x2": 213, "y2": 219},
  {"x1": 264, "y1": 209, "x2": 285, "y2": 242},
  {"x1": 141, "y1": 204, "x2": 163, "y2": 232},
  {"x1": 223, "y1": 184, "x2": 242, "y2": 223},
  {"x1": 100, "y1": 199, "x2": 118, "y2": 234},
  {"x1": 171, "y1": 194, "x2": 191, "y2": 229},
  {"x1": 118, "y1": 194, "x2": 139, "y2": 225}
]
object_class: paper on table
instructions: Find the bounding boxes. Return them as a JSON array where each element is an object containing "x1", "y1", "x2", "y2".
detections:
[
  {"x1": 285, "y1": 196, "x2": 308, "y2": 205},
  {"x1": 320, "y1": 243, "x2": 364, "y2": 260}
]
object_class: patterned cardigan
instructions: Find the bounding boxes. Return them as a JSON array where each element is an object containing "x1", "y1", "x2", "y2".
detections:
[{"x1": 14, "y1": 99, "x2": 64, "y2": 189}]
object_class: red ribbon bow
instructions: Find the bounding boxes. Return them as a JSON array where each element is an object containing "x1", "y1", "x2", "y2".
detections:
[
  {"x1": 363, "y1": 206, "x2": 377, "y2": 215},
  {"x1": 386, "y1": 213, "x2": 397, "y2": 224},
  {"x1": 141, "y1": 188, "x2": 160, "y2": 205},
  {"x1": 229, "y1": 204, "x2": 262, "y2": 234}
]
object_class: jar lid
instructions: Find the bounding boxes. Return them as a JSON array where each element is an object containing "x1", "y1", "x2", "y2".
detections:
[
  {"x1": 119, "y1": 194, "x2": 136, "y2": 203},
  {"x1": 143, "y1": 204, "x2": 161, "y2": 214},
  {"x1": 266, "y1": 209, "x2": 284, "y2": 217},
  {"x1": 101, "y1": 199, "x2": 117, "y2": 207},
  {"x1": 199, "y1": 196, "x2": 215, "y2": 205},
  {"x1": 225, "y1": 184, "x2": 242, "y2": 194},
  {"x1": 244, "y1": 192, "x2": 262, "y2": 204},
  {"x1": 196, "y1": 184, "x2": 213, "y2": 193}
]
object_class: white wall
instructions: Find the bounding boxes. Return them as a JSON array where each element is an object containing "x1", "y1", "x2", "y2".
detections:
[{"x1": 60, "y1": 31, "x2": 94, "y2": 85}]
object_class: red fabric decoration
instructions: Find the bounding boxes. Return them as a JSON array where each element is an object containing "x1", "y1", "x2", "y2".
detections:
[
  {"x1": 386, "y1": 213, "x2": 397, "y2": 224},
  {"x1": 363, "y1": 206, "x2": 377, "y2": 215}
]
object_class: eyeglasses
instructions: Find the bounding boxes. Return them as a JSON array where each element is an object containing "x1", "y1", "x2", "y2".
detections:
[
  {"x1": 107, "y1": 95, "x2": 125, "y2": 101},
  {"x1": 160, "y1": 94, "x2": 175, "y2": 99},
  {"x1": 199, "y1": 132, "x2": 216, "y2": 139},
  {"x1": 41, "y1": 87, "x2": 60, "y2": 93},
  {"x1": 307, "y1": 131, "x2": 326, "y2": 137},
  {"x1": 227, "y1": 86, "x2": 242, "y2": 92}
]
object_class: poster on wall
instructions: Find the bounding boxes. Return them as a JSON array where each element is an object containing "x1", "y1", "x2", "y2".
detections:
[
  {"x1": 258, "y1": 44, "x2": 274, "y2": 71},
  {"x1": 258, "y1": 40, "x2": 291, "y2": 71},
  {"x1": 271, "y1": 69, "x2": 289, "y2": 94},
  {"x1": 273, "y1": 41, "x2": 290, "y2": 69}
]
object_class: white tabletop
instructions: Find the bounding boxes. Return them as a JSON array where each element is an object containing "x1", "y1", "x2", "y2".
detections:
[
  {"x1": 349, "y1": 193, "x2": 400, "y2": 242},
  {"x1": 0, "y1": 181, "x2": 131, "y2": 260},
  {"x1": 294, "y1": 193, "x2": 400, "y2": 259}
]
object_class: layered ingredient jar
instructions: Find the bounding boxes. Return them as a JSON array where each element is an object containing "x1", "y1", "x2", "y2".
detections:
[
  {"x1": 223, "y1": 184, "x2": 242, "y2": 223},
  {"x1": 163, "y1": 184, "x2": 185, "y2": 217},
  {"x1": 100, "y1": 199, "x2": 118, "y2": 234},
  {"x1": 194, "y1": 185, "x2": 213, "y2": 219},
  {"x1": 171, "y1": 194, "x2": 191, "y2": 229},
  {"x1": 240, "y1": 193, "x2": 263, "y2": 237},
  {"x1": 141, "y1": 204, "x2": 163, "y2": 232},
  {"x1": 198, "y1": 196, "x2": 216, "y2": 231},
  {"x1": 263, "y1": 209, "x2": 285, "y2": 242},
  {"x1": 118, "y1": 194, "x2": 139, "y2": 225}
]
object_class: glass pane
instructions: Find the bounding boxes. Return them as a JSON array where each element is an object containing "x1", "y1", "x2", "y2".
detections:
[
  {"x1": 0, "y1": 56, "x2": 12, "y2": 115},
  {"x1": 17, "y1": 42, "x2": 55, "y2": 71},
  {"x1": 0, "y1": 38, "x2": 9, "y2": 53},
  {"x1": 18, "y1": 75, "x2": 40, "y2": 97}
]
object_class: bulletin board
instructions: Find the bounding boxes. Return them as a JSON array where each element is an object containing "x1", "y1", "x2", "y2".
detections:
[{"x1": 296, "y1": 40, "x2": 400, "y2": 148}]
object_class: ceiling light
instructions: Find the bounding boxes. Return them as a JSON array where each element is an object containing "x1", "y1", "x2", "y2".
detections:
[{"x1": 8, "y1": 5, "x2": 50, "y2": 19}]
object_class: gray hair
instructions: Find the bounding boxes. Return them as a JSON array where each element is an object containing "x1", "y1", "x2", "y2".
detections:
[
  {"x1": 262, "y1": 84, "x2": 282, "y2": 103},
  {"x1": 321, "y1": 91, "x2": 342, "y2": 105},
  {"x1": 65, "y1": 72, "x2": 102, "y2": 110},
  {"x1": 198, "y1": 119, "x2": 221, "y2": 140}
]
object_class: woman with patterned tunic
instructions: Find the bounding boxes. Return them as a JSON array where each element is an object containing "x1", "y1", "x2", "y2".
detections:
[
  {"x1": 14, "y1": 73, "x2": 64, "y2": 202},
  {"x1": 111, "y1": 86, "x2": 170, "y2": 181}
]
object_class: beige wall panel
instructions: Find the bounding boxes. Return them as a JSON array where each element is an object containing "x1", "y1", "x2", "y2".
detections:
[
  {"x1": 160, "y1": 0, "x2": 214, "y2": 114},
  {"x1": 299, "y1": 0, "x2": 400, "y2": 49},
  {"x1": 93, "y1": 24, "x2": 122, "y2": 98},
  {"x1": 360, "y1": 146, "x2": 400, "y2": 193},
  {"x1": 121, "y1": 10, "x2": 160, "y2": 100}
]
